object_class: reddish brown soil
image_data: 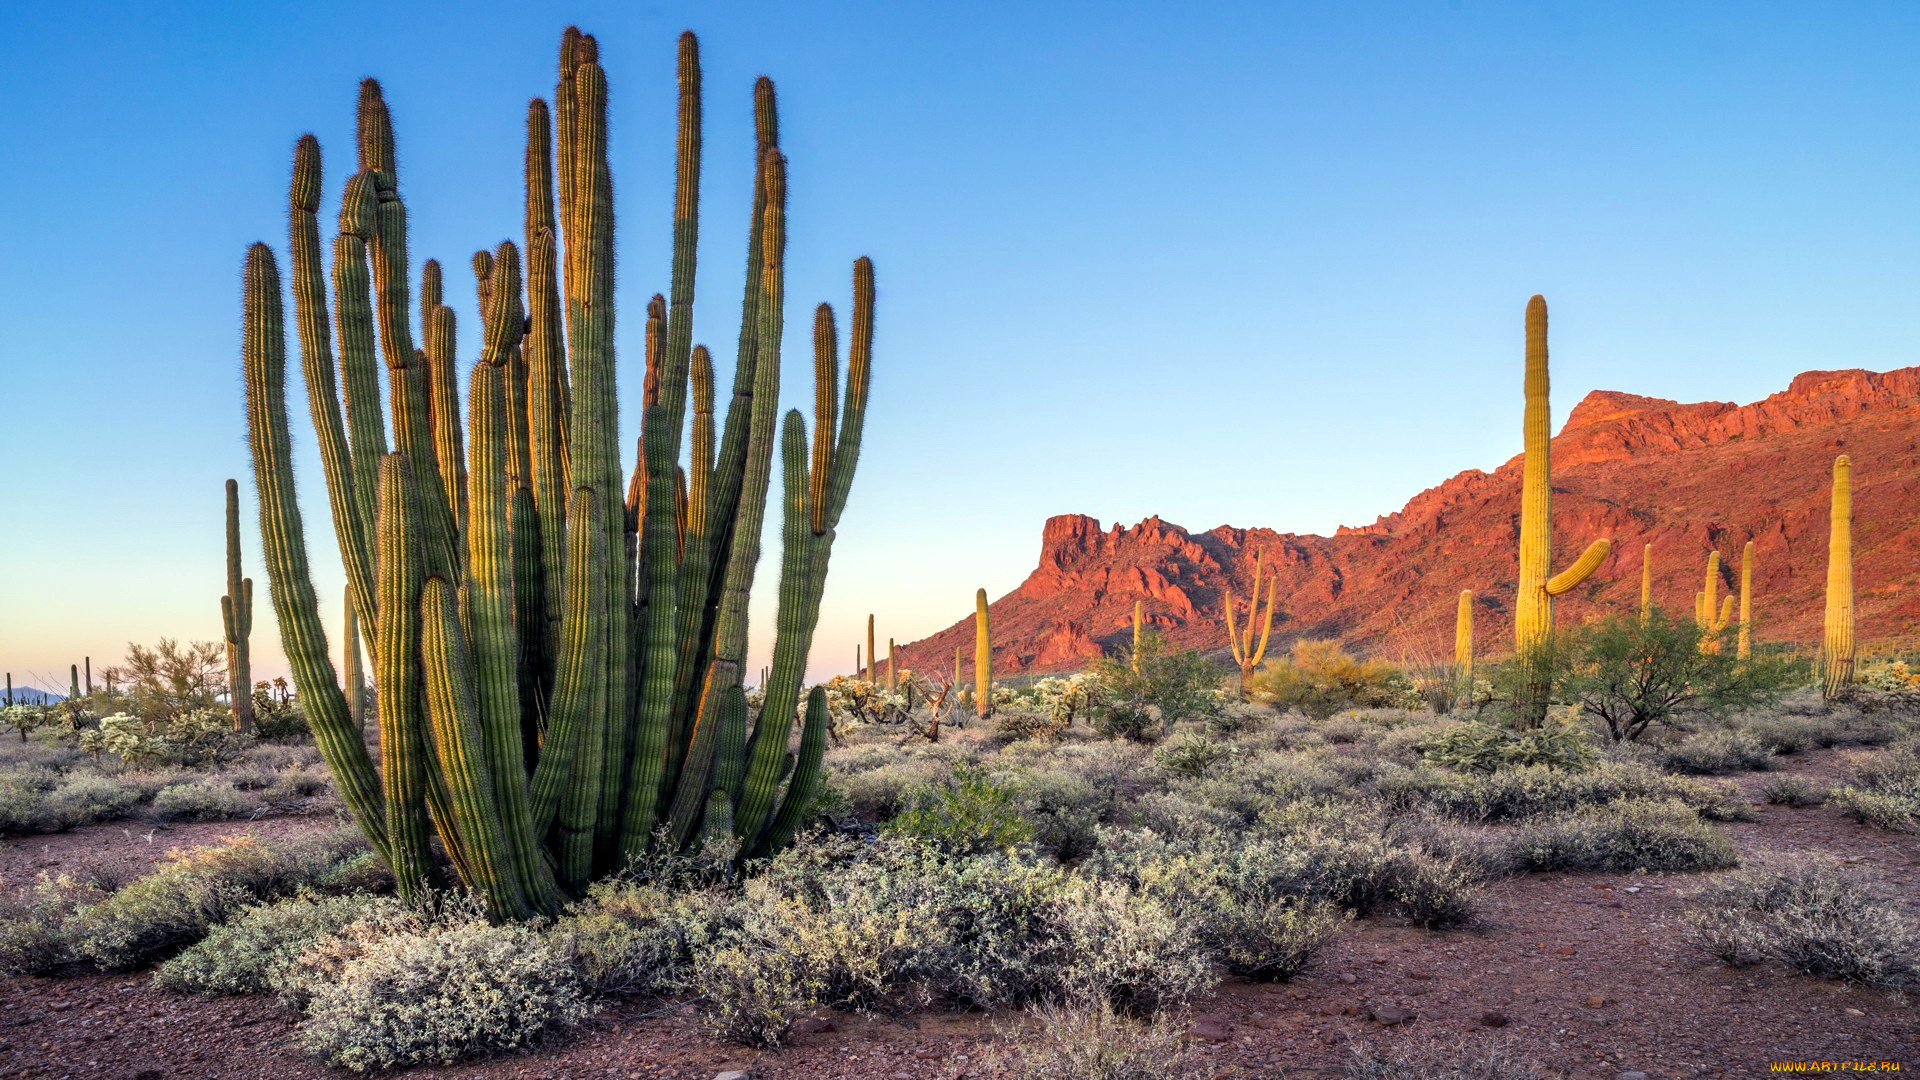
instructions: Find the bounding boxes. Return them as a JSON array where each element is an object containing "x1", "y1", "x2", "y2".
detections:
[
  {"x1": 2, "y1": 752, "x2": 1914, "y2": 1079},
  {"x1": 895, "y1": 366, "x2": 1920, "y2": 675}
]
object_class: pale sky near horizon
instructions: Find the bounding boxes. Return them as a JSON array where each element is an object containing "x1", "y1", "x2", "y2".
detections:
[{"x1": 4, "y1": 1, "x2": 1919, "y2": 692}]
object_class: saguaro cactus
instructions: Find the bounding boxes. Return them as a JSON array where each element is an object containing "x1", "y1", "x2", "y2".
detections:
[
  {"x1": 240, "y1": 29, "x2": 874, "y2": 915},
  {"x1": 1694, "y1": 551, "x2": 1733, "y2": 653},
  {"x1": 221, "y1": 479, "x2": 256, "y2": 733},
  {"x1": 1823, "y1": 456, "x2": 1854, "y2": 699},
  {"x1": 1455, "y1": 589, "x2": 1474, "y2": 703},
  {"x1": 887, "y1": 638, "x2": 897, "y2": 692},
  {"x1": 1639, "y1": 544, "x2": 1653, "y2": 624},
  {"x1": 1514, "y1": 296, "x2": 1611, "y2": 722},
  {"x1": 1737, "y1": 541, "x2": 1754, "y2": 660},
  {"x1": 1131, "y1": 599, "x2": 1143, "y2": 673},
  {"x1": 975, "y1": 588, "x2": 993, "y2": 720},
  {"x1": 867, "y1": 613, "x2": 876, "y2": 682},
  {"x1": 1224, "y1": 550, "x2": 1278, "y2": 698}
]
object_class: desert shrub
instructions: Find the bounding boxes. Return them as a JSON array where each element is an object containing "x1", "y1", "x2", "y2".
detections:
[
  {"x1": 995, "y1": 707, "x2": 1071, "y2": 742},
  {"x1": 1251, "y1": 640, "x2": 1409, "y2": 721},
  {"x1": 1658, "y1": 730, "x2": 1779, "y2": 775},
  {"x1": 1126, "y1": 791, "x2": 1242, "y2": 840},
  {"x1": 1420, "y1": 718, "x2": 1596, "y2": 774},
  {"x1": 81, "y1": 708, "x2": 249, "y2": 768},
  {"x1": 1686, "y1": 855, "x2": 1920, "y2": 991},
  {"x1": 998, "y1": 995, "x2": 1202, "y2": 1080},
  {"x1": 1153, "y1": 732, "x2": 1230, "y2": 778},
  {"x1": 1394, "y1": 852, "x2": 1487, "y2": 929},
  {"x1": 886, "y1": 765, "x2": 1035, "y2": 855},
  {"x1": 0, "y1": 771, "x2": 147, "y2": 833},
  {"x1": 1510, "y1": 799, "x2": 1738, "y2": 873},
  {"x1": 1009, "y1": 767, "x2": 1108, "y2": 861},
  {"x1": 1758, "y1": 774, "x2": 1825, "y2": 807},
  {"x1": 296, "y1": 918, "x2": 591, "y2": 1071},
  {"x1": 1563, "y1": 610, "x2": 1799, "y2": 742},
  {"x1": 837, "y1": 754, "x2": 950, "y2": 820},
  {"x1": 1828, "y1": 744, "x2": 1920, "y2": 831},
  {"x1": 1375, "y1": 760, "x2": 1748, "y2": 823},
  {"x1": 1204, "y1": 898, "x2": 1346, "y2": 980},
  {"x1": 1344, "y1": 1038, "x2": 1544, "y2": 1080},
  {"x1": 688, "y1": 935, "x2": 819, "y2": 1047},
  {"x1": 1089, "y1": 632, "x2": 1224, "y2": 742},
  {"x1": 1205, "y1": 702, "x2": 1268, "y2": 736},
  {"x1": 1046, "y1": 878, "x2": 1215, "y2": 1015},
  {"x1": 64, "y1": 831, "x2": 367, "y2": 970},
  {"x1": 0, "y1": 873, "x2": 110, "y2": 975},
  {"x1": 553, "y1": 879, "x2": 725, "y2": 998},
  {"x1": 155, "y1": 893, "x2": 402, "y2": 995},
  {"x1": 150, "y1": 779, "x2": 258, "y2": 822}
]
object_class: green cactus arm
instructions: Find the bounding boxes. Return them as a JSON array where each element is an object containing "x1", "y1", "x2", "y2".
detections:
[
  {"x1": 418, "y1": 257, "x2": 442, "y2": 335},
  {"x1": 1223, "y1": 587, "x2": 1244, "y2": 666},
  {"x1": 240, "y1": 243, "x2": 388, "y2": 858},
  {"x1": 287, "y1": 137, "x2": 378, "y2": 649},
  {"x1": 753, "y1": 685, "x2": 829, "y2": 858},
  {"x1": 419, "y1": 574, "x2": 536, "y2": 919},
  {"x1": 372, "y1": 455, "x2": 435, "y2": 898},
  {"x1": 425, "y1": 304, "x2": 467, "y2": 542},
  {"x1": 331, "y1": 172, "x2": 390, "y2": 571},
  {"x1": 1544, "y1": 538, "x2": 1611, "y2": 596},
  {"x1": 1250, "y1": 577, "x2": 1278, "y2": 668},
  {"x1": 527, "y1": 490, "x2": 602, "y2": 838},
  {"x1": 822, "y1": 259, "x2": 873, "y2": 529},
  {"x1": 524, "y1": 227, "x2": 570, "y2": 673},
  {"x1": 809, "y1": 304, "x2": 837, "y2": 534},
  {"x1": 975, "y1": 588, "x2": 993, "y2": 719}
]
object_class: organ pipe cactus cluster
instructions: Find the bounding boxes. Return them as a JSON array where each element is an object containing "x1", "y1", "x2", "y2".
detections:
[
  {"x1": 1514, "y1": 296, "x2": 1611, "y2": 722},
  {"x1": 221, "y1": 479, "x2": 256, "y2": 733},
  {"x1": 1224, "y1": 550, "x2": 1278, "y2": 698},
  {"x1": 1824, "y1": 456, "x2": 1854, "y2": 699},
  {"x1": 975, "y1": 588, "x2": 993, "y2": 720},
  {"x1": 240, "y1": 28, "x2": 873, "y2": 916}
]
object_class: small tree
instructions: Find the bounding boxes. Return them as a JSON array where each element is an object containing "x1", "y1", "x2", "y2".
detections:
[
  {"x1": 100, "y1": 639, "x2": 227, "y2": 726},
  {"x1": 1090, "y1": 631, "x2": 1224, "y2": 742},
  {"x1": 1249, "y1": 639, "x2": 1408, "y2": 720},
  {"x1": 1565, "y1": 609, "x2": 1799, "y2": 742}
]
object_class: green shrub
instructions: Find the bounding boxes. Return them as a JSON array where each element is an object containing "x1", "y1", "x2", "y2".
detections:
[
  {"x1": 1563, "y1": 610, "x2": 1799, "y2": 742},
  {"x1": 836, "y1": 754, "x2": 950, "y2": 820},
  {"x1": 553, "y1": 879, "x2": 725, "y2": 998},
  {"x1": 1090, "y1": 632, "x2": 1225, "y2": 742},
  {"x1": 1420, "y1": 719, "x2": 1596, "y2": 774},
  {"x1": 1046, "y1": 878, "x2": 1215, "y2": 1016},
  {"x1": 998, "y1": 995, "x2": 1202, "y2": 1080},
  {"x1": 886, "y1": 765, "x2": 1035, "y2": 855},
  {"x1": 296, "y1": 918, "x2": 591, "y2": 1071},
  {"x1": 0, "y1": 771, "x2": 145, "y2": 833},
  {"x1": 155, "y1": 893, "x2": 402, "y2": 995},
  {"x1": 1828, "y1": 744, "x2": 1920, "y2": 831},
  {"x1": 64, "y1": 831, "x2": 368, "y2": 970},
  {"x1": 1686, "y1": 856, "x2": 1920, "y2": 991},
  {"x1": 151, "y1": 779, "x2": 258, "y2": 822},
  {"x1": 1510, "y1": 799, "x2": 1738, "y2": 873},
  {"x1": 1375, "y1": 761, "x2": 1749, "y2": 823},
  {"x1": 688, "y1": 936, "x2": 818, "y2": 1047},
  {"x1": 1250, "y1": 640, "x2": 1410, "y2": 721},
  {"x1": 1658, "y1": 730, "x2": 1779, "y2": 775},
  {"x1": 1394, "y1": 852, "x2": 1487, "y2": 929},
  {"x1": 1758, "y1": 774, "x2": 1825, "y2": 808},
  {"x1": 1204, "y1": 898, "x2": 1346, "y2": 980},
  {"x1": 0, "y1": 873, "x2": 110, "y2": 975},
  {"x1": 1010, "y1": 768, "x2": 1108, "y2": 861},
  {"x1": 1153, "y1": 732, "x2": 1230, "y2": 778}
]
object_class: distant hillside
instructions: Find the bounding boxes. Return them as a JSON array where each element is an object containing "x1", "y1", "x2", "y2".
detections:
[
  {"x1": 895, "y1": 366, "x2": 1920, "y2": 676},
  {"x1": 3, "y1": 687, "x2": 64, "y2": 706}
]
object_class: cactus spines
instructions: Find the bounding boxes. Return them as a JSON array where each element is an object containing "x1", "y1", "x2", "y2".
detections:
[
  {"x1": 221, "y1": 479, "x2": 256, "y2": 733},
  {"x1": 1824, "y1": 455, "x2": 1855, "y2": 699},
  {"x1": 1639, "y1": 544, "x2": 1653, "y2": 624},
  {"x1": 238, "y1": 30, "x2": 875, "y2": 909},
  {"x1": 1737, "y1": 540, "x2": 1754, "y2": 661},
  {"x1": 1514, "y1": 295, "x2": 1611, "y2": 721},
  {"x1": 1223, "y1": 550, "x2": 1278, "y2": 697},
  {"x1": 1131, "y1": 599, "x2": 1143, "y2": 673},
  {"x1": 1455, "y1": 590, "x2": 1474, "y2": 703},
  {"x1": 975, "y1": 588, "x2": 992, "y2": 720}
]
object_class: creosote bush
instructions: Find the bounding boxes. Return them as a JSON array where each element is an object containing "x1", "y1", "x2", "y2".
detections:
[
  {"x1": 156, "y1": 892, "x2": 403, "y2": 995},
  {"x1": 997, "y1": 995, "x2": 1202, "y2": 1080},
  {"x1": 1686, "y1": 855, "x2": 1920, "y2": 991},
  {"x1": 1510, "y1": 799, "x2": 1738, "y2": 873}
]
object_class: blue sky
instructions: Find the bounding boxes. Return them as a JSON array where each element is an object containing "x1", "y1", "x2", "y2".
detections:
[{"x1": 3, "y1": 0, "x2": 1918, "y2": 689}]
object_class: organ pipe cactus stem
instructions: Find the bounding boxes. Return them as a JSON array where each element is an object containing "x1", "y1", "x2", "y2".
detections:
[
  {"x1": 1455, "y1": 590, "x2": 1474, "y2": 705},
  {"x1": 344, "y1": 584, "x2": 365, "y2": 729},
  {"x1": 221, "y1": 479, "x2": 256, "y2": 733},
  {"x1": 1824, "y1": 456, "x2": 1854, "y2": 699},
  {"x1": 1223, "y1": 550, "x2": 1278, "y2": 699},
  {"x1": 240, "y1": 28, "x2": 874, "y2": 914},
  {"x1": 975, "y1": 588, "x2": 992, "y2": 720},
  {"x1": 1737, "y1": 541, "x2": 1754, "y2": 661},
  {"x1": 1514, "y1": 295, "x2": 1611, "y2": 723}
]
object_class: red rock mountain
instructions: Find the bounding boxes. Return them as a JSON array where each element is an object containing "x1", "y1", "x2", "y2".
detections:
[{"x1": 894, "y1": 367, "x2": 1920, "y2": 677}]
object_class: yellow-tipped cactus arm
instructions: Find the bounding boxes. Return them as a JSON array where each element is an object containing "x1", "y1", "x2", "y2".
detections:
[
  {"x1": 1250, "y1": 577, "x2": 1277, "y2": 668},
  {"x1": 1717, "y1": 594, "x2": 1733, "y2": 628},
  {"x1": 1544, "y1": 538, "x2": 1611, "y2": 596},
  {"x1": 1223, "y1": 587, "x2": 1244, "y2": 665}
]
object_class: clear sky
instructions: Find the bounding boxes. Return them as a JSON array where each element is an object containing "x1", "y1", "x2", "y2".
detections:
[{"x1": 3, "y1": 0, "x2": 1918, "y2": 692}]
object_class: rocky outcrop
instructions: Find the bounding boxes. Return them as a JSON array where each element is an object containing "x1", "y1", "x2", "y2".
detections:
[{"x1": 894, "y1": 366, "x2": 1920, "y2": 676}]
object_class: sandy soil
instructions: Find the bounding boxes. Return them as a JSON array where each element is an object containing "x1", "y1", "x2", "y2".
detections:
[{"x1": 2, "y1": 750, "x2": 1914, "y2": 1079}]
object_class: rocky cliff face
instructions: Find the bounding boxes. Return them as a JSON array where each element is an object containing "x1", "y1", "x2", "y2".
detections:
[{"x1": 894, "y1": 367, "x2": 1920, "y2": 676}]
